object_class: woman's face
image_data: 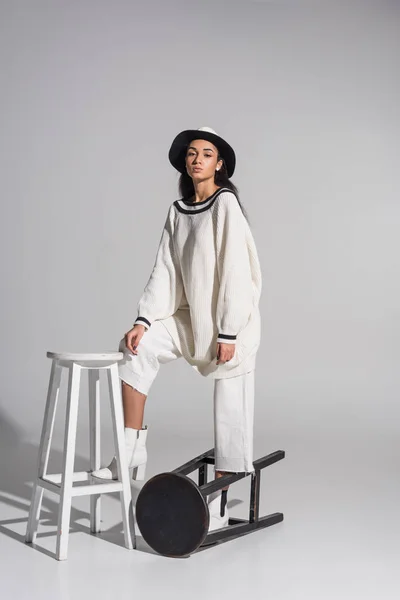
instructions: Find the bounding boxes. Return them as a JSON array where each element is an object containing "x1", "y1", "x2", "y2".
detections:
[{"x1": 185, "y1": 139, "x2": 223, "y2": 181}]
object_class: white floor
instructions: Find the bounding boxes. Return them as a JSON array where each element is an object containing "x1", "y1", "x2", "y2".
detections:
[{"x1": 1, "y1": 430, "x2": 399, "y2": 600}]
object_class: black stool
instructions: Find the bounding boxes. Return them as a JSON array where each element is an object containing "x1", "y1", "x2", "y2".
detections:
[{"x1": 136, "y1": 448, "x2": 285, "y2": 557}]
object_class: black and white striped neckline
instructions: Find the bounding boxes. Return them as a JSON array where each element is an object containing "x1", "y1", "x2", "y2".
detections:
[{"x1": 174, "y1": 187, "x2": 232, "y2": 215}]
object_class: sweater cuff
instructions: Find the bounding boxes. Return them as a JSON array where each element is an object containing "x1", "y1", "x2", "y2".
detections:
[
  {"x1": 134, "y1": 316, "x2": 151, "y2": 330},
  {"x1": 217, "y1": 333, "x2": 237, "y2": 344}
]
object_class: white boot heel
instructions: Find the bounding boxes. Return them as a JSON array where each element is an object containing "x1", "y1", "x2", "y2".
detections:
[
  {"x1": 129, "y1": 427, "x2": 148, "y2": 481},
  {"x1": 132, "y1": 462, "x2": 146, "y2": 481},
  {"x1": 91, "y1": 426, "x2": 145, "y2": 480},
  {"x1": 207, "y1": 488, "x2": 230, "y2": 531}
]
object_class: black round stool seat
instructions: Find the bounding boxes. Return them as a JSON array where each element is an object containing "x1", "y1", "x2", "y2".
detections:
[{"x1": 136, "y1": 472, "x2": 209, "y2": 557}]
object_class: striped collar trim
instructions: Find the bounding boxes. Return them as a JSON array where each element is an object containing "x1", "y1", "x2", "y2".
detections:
[{"x1": 174, "y1": 187, "x2": 232, "y2": 214}]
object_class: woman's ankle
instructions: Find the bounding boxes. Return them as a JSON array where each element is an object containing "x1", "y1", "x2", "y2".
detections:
[{"x1": 215, "y1": 470, "x2": 229, "y2": 491}]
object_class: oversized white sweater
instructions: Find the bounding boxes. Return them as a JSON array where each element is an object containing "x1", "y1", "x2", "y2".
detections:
[{"x1": 133, "y1": 187, "x2": 262, "y2": 378}]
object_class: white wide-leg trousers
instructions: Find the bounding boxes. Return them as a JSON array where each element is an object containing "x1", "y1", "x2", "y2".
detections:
[{"x1": 117, "y1": 320, "x2": 255, "y2": 473}]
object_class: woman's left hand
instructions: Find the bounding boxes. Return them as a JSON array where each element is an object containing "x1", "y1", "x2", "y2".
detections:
[{"x1": 216, "y1": 342, "x2": 235, "y2": 365}]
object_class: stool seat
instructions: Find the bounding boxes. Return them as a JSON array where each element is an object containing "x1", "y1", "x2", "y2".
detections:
[
  {"x1": 46, "y1": 352, "x2": 124, "y2": 368},
  {"x1": 136, "y1": 472, "x2": 209, "y2": 557}
]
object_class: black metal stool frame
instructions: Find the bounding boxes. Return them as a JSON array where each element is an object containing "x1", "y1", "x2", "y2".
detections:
[{"x1": 171, "y1": 448, "x2": 285, "y2": 547}]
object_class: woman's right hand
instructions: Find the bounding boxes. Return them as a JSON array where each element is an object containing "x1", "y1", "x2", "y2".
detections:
[{"x1": 124, "y1": 324, "x2": 147, "y2": 355}]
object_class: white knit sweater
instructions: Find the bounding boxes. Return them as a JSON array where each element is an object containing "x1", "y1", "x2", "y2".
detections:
[{"x1": 133, "y1": 187, "x2": 262, "y2": 378}]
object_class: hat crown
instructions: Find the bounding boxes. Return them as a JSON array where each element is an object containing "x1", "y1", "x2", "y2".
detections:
[{"x1": 197, "y1": 126, "x2": 218, "y2": 135}]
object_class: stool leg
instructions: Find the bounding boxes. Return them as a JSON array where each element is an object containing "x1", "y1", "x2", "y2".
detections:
[
  {"x1": 26, "y1": 359, "x2": 62, "y2": 544},
  {"x1": 56, "y1": 363, "x2": 81, "y2": 561},
  {"x1": 107, "y1": 364, "x2": 135, "y2": 550},
  {"x1": 88, "y1": 369, "x2": 101, "y2": 533}
]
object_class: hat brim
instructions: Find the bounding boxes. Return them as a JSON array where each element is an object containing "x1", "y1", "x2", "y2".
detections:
[{"x1": 168, "y1": 129, "x2": 236, "y2": 178}]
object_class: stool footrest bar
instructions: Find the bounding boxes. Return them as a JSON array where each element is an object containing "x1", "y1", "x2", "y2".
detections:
[
  {"x1": 202, "y1": 512, "x2": 284, "y2": 546},
  {"x1": 253, "y1": 450, "x2": 285, "y2": 470},
  {"x1": 43, "y1": 471, "x2": 90, "y2": 486},
  {"x1": 171, "y1": 448, "x2": 214, "y2": 476},
  {"x1": 37, "y1": 474, "x2": 124, "y2": 496}
]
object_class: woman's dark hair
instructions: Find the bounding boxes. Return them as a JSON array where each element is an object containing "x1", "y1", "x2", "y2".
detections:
[{"x1": 178, "y1": 150, "x2": 250, "y2": 225}]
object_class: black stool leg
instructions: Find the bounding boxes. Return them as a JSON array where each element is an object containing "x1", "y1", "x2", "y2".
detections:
[
  {"x1": 249, "y1": 470, "x2": 260, "y2": 523},
  {"x1": 198, "y1": 464, "x2": 207, "y2": 487},
  {"x1": 220, "y1": 489, "x2": 228, "y2": 516}
]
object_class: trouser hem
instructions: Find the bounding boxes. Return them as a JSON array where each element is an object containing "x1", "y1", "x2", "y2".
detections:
[
  {"x1": 214, "y1": 457, "x2": 254, "y2": 473},
  {"x1": 118, "y1": 365, "x2": 152, "y2": 396}
]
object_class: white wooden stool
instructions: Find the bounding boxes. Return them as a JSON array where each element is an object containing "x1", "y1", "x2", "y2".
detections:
[{"x1": 25, "y1": 352, "x2": 135, "y2": 560}]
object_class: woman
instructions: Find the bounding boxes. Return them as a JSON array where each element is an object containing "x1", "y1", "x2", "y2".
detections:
[{"x1": 92, "y1": 126, "x2": 262, "y2": 531}]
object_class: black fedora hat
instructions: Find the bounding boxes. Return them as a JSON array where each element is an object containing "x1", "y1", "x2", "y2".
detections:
[{"x1": 168, "y1": 126, "x2": 236, "y2": 178}]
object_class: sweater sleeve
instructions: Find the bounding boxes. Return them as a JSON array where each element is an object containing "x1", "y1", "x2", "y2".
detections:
[
  {"x1": 133, "y1": 204, "x2": 183, "y2": 330},
  {"x1": 215, "y1": 192, "x2": 256, "y2": 344}
]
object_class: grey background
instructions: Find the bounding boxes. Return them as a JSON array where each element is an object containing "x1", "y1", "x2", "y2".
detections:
[{"x1": 0, "y1": 1, "x2": 399, "y2": 598}]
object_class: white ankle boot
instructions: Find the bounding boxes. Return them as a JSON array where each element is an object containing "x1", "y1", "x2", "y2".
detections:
[
  {"x1": 91, "y1": 426, "x2": 148, "y2": 481},
  {"x1": 207, "y1": 489, "x2": 230, "y2": 531}
]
